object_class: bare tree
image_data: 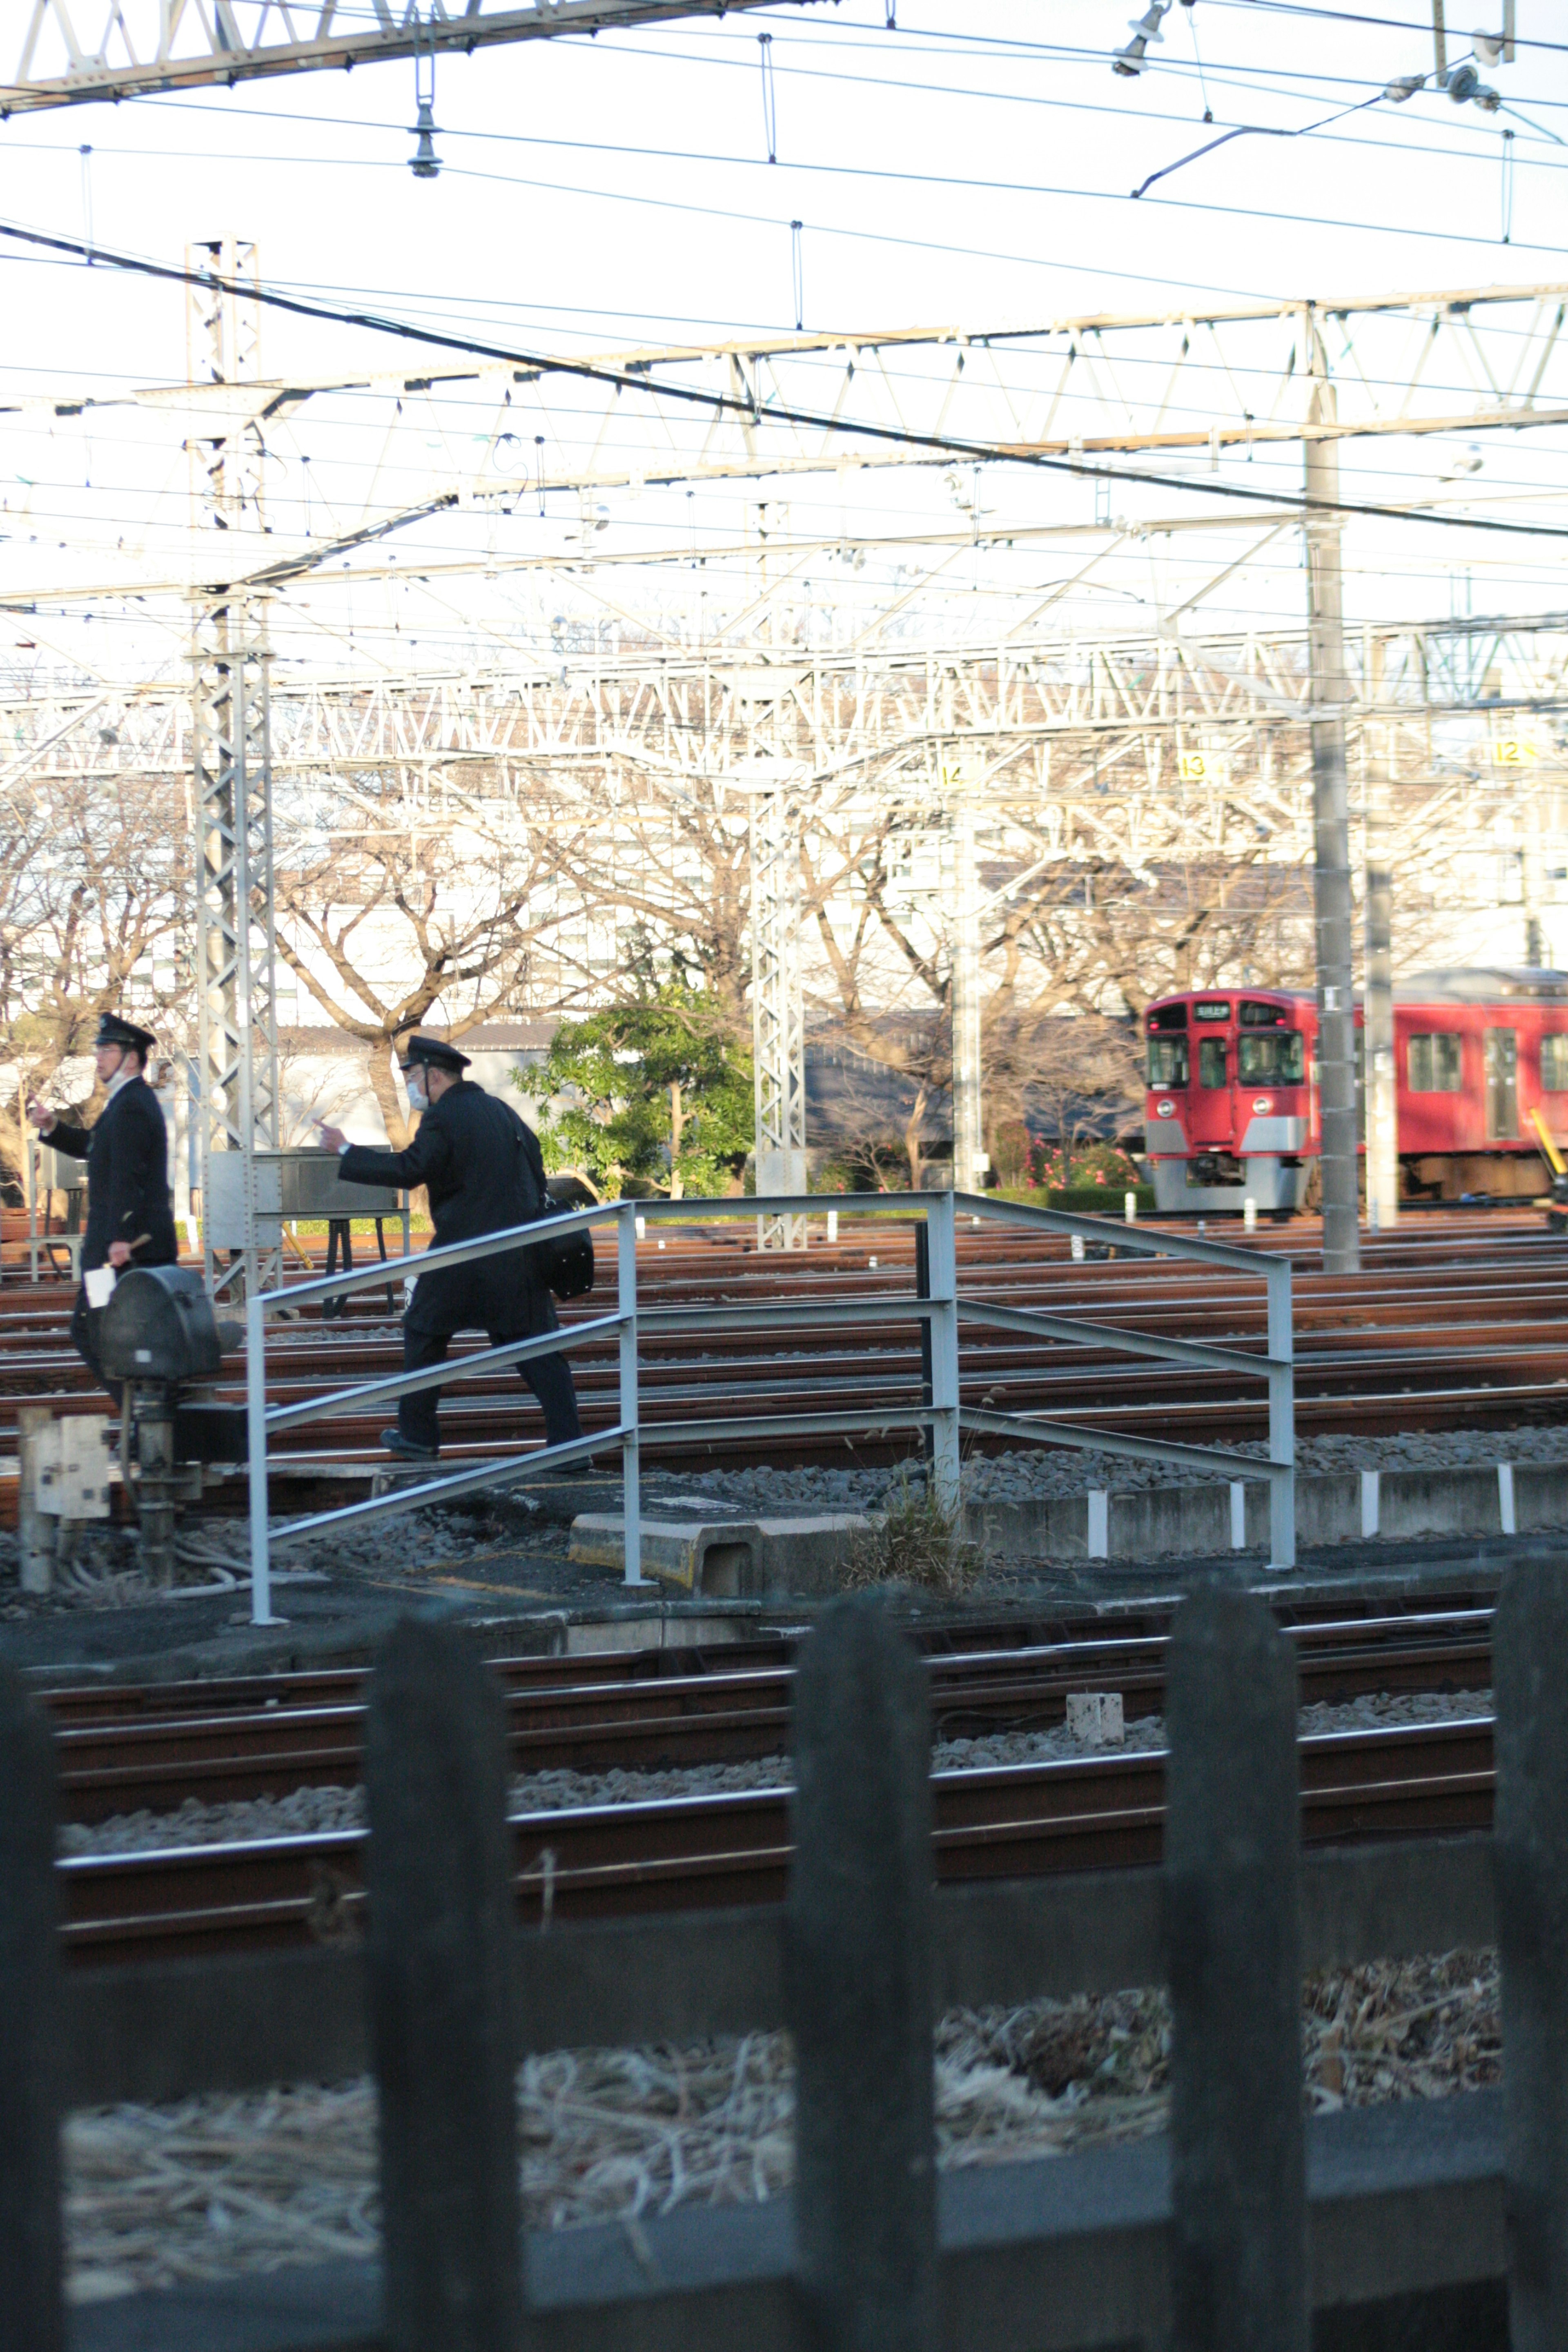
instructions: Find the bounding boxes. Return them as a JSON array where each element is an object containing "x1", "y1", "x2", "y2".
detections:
[
  {"x1": 0, "y1": 768, "x2": 187, "y2": 1191},
  {"x1": 274, "y1": 780, "x2": 599, "y2": 1148}
]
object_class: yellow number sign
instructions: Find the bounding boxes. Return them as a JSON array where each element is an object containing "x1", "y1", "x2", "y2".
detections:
[{"x1": 1492, "y1": 738, "x2": 1539, "y2": 766}]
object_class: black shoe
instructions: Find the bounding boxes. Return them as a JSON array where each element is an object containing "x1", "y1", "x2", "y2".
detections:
[{"x1": 381, "y1": 1427, "x2": 439, "y2": 1461}]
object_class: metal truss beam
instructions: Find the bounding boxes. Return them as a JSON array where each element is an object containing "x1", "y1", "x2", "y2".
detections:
[
  {"x1": 2, "y1": 0, "x2": 813, "y2": 114},
  {"x1": 750, "y1": 785, "x2": 806, "y2": 1250},
  {"x1": 187, "y1": 240, "x2": 281, "y2": 1298}
]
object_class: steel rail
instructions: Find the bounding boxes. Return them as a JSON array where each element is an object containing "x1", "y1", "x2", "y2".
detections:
[
  {"x1": 46, "y1": 1615, "x2": 1496, "y2": 1825},
  {"x1": 56, "y1": 1715, "x2": 1501, "y2": 1967}
]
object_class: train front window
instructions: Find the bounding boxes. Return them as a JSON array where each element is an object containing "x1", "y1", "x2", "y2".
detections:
[
  {"x1": 1198, "y1": 1038, "x2": 1228, "y2": 1088},
  {"x1": 1148, "y1": 1036, "x2": 1189, "y2": 1086},
  {"x1": 1544, "y1": 1032, "x2": 1568, "y2": 1091},
  {"x1": 1408, "y1": 1032, "x2": 1463, "y2": 1092},
  {"x1": 1237, "y1": 1032, "x2": 1305, "y2": 1085}
]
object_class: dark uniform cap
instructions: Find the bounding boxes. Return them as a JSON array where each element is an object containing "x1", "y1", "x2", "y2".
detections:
[
  {"x1": 397, "y1": 1033, "x2": 471, "y2": 1076},
  {"x1": 96, "y1": 1012, "x2": 157, "y2": 1057}
]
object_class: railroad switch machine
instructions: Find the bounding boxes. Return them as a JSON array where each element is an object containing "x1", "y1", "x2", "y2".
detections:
[{"x1": 97, "y1": 1266, "x2": 247, "y2": 1585}]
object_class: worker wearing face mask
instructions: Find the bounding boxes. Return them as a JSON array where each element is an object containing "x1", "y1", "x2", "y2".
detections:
[
  {"x1": 316, "y1": 1034, "x2": 583, "y2": 1463},
  {"x1": 25, "y1": 1012, "x2": 179, "y2": 1399}
]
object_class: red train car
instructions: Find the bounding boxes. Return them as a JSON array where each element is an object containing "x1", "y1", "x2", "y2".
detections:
[{"x1": 1143, "y1": 968, "x2": 1568, "y2": 1214}]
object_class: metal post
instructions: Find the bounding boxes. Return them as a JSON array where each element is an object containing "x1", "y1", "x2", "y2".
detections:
[
  {"x1": 1304, "y1": 315, "x2": 1361, "y2": 1274},
  {"x1": 1364, "y1": 708, "x2": 1398, "y2": 1233},
  {"x1": 914, "y1": 1218, "x2": 935, "y2": 1464},
  {"x1": 1165, "y1": 1585, "x2": 1308, "y2": 2352},
  {"x1": 0, "y1": 1667, "x2": 65, "y2": 2352},
  {"x1": 245, "y1": 1285, "x2": 277, "y2": 1625},
  {"x1": 948, "y1": 795, "x2": 985, "y2": 1194},
  {"x1": 187, "y1": 238, "x2": 280, "y2": 1303},
  {"x1": 1266, "y1": 1255, "x2": 1296, "y2": 1570},
  {"x1": 365, "y1": 1622, "x2": 523, "y2": 2352},
  {"x1": 788, "y1": 1595, "x2": 937, "y2": 2352},
  {"x1": 617, "y1": 1204, "x2": 643, "y2": 1586},
  {"x1": 924, "y1": 1192, "x2": 961, "y2": 1518},
  {"x1": 24, "y1": 1129, "x2": 36, "y2": 1283},
  {"x1": 1495, "y1": 1561, "x2": 1568, "y2": 2352},
  {"x1": 751, "y1": 785, "x2": 806, "y2": 1250}
]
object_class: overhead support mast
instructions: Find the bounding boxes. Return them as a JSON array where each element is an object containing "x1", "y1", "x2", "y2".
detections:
[
  {"x1": 1363, "y1": 639, "x2": 1398, "y2": 1234},
  {"x1": 751, "y1": 782, "x2": 808, "y2": 1251},
  {"x1": 947, "y1": 790, "x2": 985, "y2": 1200},
  {"x1": 1304, "y1": 316, "x2": 1361, "y2": 1275},
  {"x1": 187, "y1": 238, "x2": 281, "y2": 1300}
]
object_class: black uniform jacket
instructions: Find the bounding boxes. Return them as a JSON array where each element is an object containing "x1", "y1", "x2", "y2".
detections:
[
  {"x1": 339, "y1": 1080, "x2": 557, "y2": 1339},
  {"x1": 48, "y1": 1076, "x2": 178, "y2": 1274}
]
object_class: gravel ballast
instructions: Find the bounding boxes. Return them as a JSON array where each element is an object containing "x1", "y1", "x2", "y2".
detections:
[
  {"x1": 681, "y1": 1423, "x2": 1568, "y2": 1512},
  {"x1": 57, "y1": 1686, "x2": 1493, "y2": 1858}
]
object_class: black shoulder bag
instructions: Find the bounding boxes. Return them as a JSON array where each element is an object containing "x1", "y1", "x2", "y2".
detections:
[{"x1": 516, "y1": 1127, "x2": 595, "y2": 1300}]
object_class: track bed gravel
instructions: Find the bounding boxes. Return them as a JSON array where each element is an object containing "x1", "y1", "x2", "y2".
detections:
[{"x1": 57, "y1": 1686, "x2": 1494, "y2": 1857}]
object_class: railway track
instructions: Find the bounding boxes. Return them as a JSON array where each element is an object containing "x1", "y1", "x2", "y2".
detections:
[
  {"x1": 60, "y1": 1712, "x2": 1497, "y2": 1969},
  {"x1": 4, "y1": 1219, "x2": 1568, "y2": 1483},
  {"x1": 46, "y1": 1605, "x2": 1494, "y2": 1824}
]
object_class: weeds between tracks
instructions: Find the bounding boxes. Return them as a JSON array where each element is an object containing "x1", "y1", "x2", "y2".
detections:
[{"x1": 841, "y1": 1478, "x2": 982, "y2": 1600}]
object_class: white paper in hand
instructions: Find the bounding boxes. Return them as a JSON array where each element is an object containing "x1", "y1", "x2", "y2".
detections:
[{"x1": 84, "y1": 1265, "x2": 117, "y2": 1309}]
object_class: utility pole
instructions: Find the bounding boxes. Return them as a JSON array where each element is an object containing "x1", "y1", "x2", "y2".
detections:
[
  {"x1": 187, "y1": 238, "x2": 281, "y2": 1300},
  {"x1": 1363, "y1": 683, "x2": 1398, "y2": 1232},
  {"x1": 1304, "y1": 316, "x2": 1361, "y2": 1273}
]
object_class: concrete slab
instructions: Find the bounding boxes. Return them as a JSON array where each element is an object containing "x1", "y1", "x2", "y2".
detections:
[
  {"x1": 570, "y1": 1511, "x2": 875, "y2": 1597},
  {"x1": 964, "y1": 1461, "x2": 1568, "y2": 1565}
]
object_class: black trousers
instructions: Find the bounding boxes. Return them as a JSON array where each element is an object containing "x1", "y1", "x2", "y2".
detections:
[
  {"x1": 70, "y1": 1289, "x2": 122, "y2": 1409},
  {"x1": 399, "y1": 1323, "x2": 583, "y2": 1452}
]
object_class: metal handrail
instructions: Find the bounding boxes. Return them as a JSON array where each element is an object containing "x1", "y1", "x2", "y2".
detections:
[
  {"x1": 239, "y1": 1186, "x2": 1296, "y2": 1623},
  {"x1": 947, "y1": 1189, "x2": 1295, "y2": 1568}
]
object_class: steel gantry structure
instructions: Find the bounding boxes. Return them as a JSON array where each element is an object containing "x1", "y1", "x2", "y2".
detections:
[
  {"x1": 186, "y1": 238, "x2": 284, "y2": 1298},
  {"x1": 4, "y1": 607, "x2": 1564, "y2": 1083},
  {"x1": 1, "y1": 0, "x2": 816, "y2": 112},
  {"x1": 6, "y1": 282, "x2": 1568, "y2": 1259}
]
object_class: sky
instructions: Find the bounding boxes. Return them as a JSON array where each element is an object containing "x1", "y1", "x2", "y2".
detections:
[{"x1": 0, "y1": 0, "x2": 1566, "y2": 677}]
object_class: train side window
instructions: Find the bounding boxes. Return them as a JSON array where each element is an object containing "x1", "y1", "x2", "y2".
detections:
[
  {"x1": 1238, "y1": 1032, "x2": 1305, "y2": 1084},
  {"x1": 1148, "y1": 1036, "x2": 1189, "y2": 1086},
  {"x1": 1408, "y1": 1032, "x2": 1463, "y2": 1092},
  {"x1": 1198, "y1": 1038, "x2": 1228, "y2": 1088},
  {"x1": 1544, "y1": 1033, "x2": 1568, "y2": 1091}
]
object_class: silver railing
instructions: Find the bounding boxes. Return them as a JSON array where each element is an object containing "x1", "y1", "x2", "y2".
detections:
[{"x1": 241, "y1": 1189, "x2": 1294, "y2": 1623}]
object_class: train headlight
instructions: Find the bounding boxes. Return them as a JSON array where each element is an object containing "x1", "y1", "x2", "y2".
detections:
[
  {"x1": 1155, "y1": 1098, "x2": 1174, "y2": 1117},
  {"x1": 1252, "y1": 1096, "x2": 1273, "y2": 1113}
]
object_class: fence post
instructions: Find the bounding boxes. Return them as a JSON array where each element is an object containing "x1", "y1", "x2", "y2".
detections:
[
  {"x1": 1265, "y1": 1254, "x2": 1296, "y2": 1570},
  {"x1": 0, "y1": 1666, "x2": 65, "y2": 2352},
  {"x1": 617, "y1": 1205, "x2": 642, "y2": 1586},
  {"x1": 923, "y1": 1192, "x2": 960, "y2": 1520},
  {"x1": 1494, "y1": 1561, "x2": 1568, "y2": 2350},
  {"x1": 366, "y1": 1621, "x2": 522, "y2": 2352},
  {"x1": 788, "y1": 1593, "x2": 936, "y2": 2352},
  {"x1": 1165, "y1": 1584, "x2": 1307, "y2": 2352},
  {"x1": 245, "y1": 1283, "x2": 277, "y2": 1624}
]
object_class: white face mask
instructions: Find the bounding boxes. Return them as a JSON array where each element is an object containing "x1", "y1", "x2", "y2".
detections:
[{"x1": 404, "y1": 1073, "x2": 428, "y2": 1113}]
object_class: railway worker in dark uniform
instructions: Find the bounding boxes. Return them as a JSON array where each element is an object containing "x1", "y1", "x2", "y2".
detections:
[
  {"x1": 26, "y1": 1012, "x2": 179, "y2": 1399},
  {"x1": 316, "y1": 1035, "x2": 584, "y2": 1463}
]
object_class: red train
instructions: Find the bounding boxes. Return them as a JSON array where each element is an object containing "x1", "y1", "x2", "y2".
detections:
[{"x1": 1143, "y1": 969, "x2": 1568, "y2": 1214}]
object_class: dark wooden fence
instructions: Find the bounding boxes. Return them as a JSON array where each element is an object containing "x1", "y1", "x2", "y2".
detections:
[{"x1": 6, "y1": 1571, "x2": 1562, "y2": 2350}]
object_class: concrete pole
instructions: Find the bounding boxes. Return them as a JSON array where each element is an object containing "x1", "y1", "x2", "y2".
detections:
[
  {"x1": 1304, "y1": 320, "x2": 1361, "y2": 1273},
  {"x1": 1363, "y1": 686, "x2": 1398, "y2": 1233}
]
